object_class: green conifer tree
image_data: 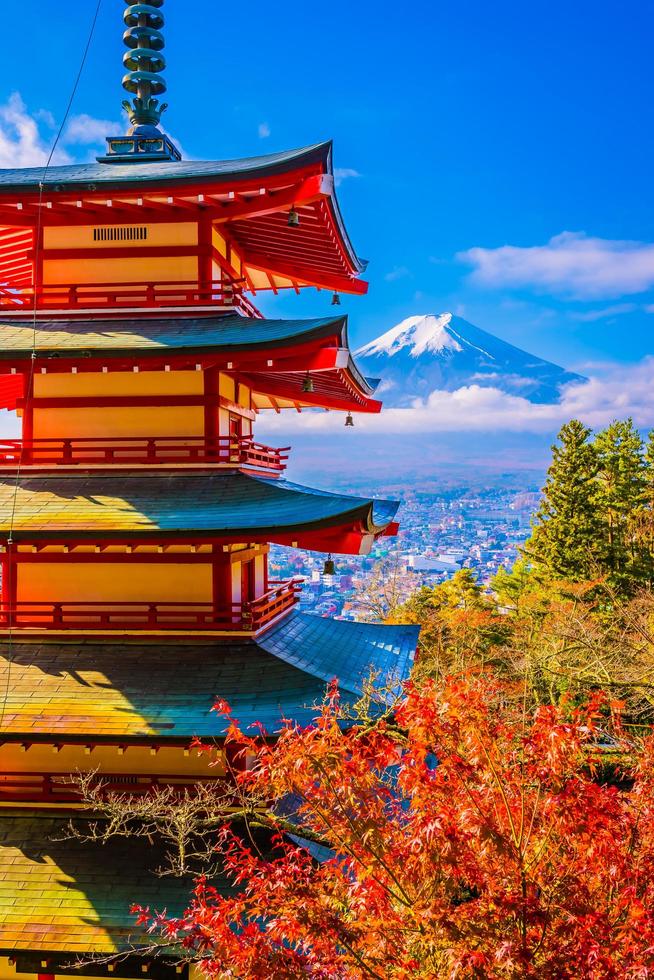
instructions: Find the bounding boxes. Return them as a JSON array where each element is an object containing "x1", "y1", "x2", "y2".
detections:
[
  {"x1": 645, "y1": 430, "x2": 654, "y2": 488},
  {"x1": 594, "y1": 418, "x2": 646, "y2": 581},
  {"x1": 526, "y1": 419, "x2": 600, "y2": 579}
]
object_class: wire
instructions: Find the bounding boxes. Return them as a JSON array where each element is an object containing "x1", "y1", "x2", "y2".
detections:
[{"x1": 0, "y1": 0, "x2": 103, "y2": 729}]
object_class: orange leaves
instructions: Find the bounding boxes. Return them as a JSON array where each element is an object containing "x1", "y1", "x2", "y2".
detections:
[{"x1": 136, "y1": 673, "x2": 654, "y2": 978}]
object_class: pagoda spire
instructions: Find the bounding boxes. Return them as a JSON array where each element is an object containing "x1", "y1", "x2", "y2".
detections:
[
  {"x1": 122, "y1": 0, "x2": 168, "y2": 131},
  {"x1": 98, "y1": 0, "x2": 181, "y2": 163}
]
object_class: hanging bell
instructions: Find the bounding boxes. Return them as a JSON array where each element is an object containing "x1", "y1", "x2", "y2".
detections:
[
  {"x1": 331, "y1": 291, "x2": 341, "y2": 306},
  {"x1": 345, "y1": 412, "x2": 354, "y2": 427},
  {"x1": 302, "y1": 372, "x2": 314, "y2": 393},
  {"x1": 323, "y1": 554, "x2": 336, "y2": 576},
  {"x1": 288, "y1": 206, "x2": 300, "y2": 228}
]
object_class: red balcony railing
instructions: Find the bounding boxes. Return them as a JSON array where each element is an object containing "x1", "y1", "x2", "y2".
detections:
[
  {"x1": 0, "y1": 436, "x2": 289, "y2": 471},
  {"x1": 0, "y1": 279, "x2": 264, "y2": 316},
  {"x1": 0, "y1": 579, "x2": 302, "y2": 633},
  {"x1": 0, "y1": 772, "x2": 225, "y2": 804}
]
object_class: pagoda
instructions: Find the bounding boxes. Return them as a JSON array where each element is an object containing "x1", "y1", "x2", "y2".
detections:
[{"x1": 0, "y1": 3, "x2": 419, "y2": 975}]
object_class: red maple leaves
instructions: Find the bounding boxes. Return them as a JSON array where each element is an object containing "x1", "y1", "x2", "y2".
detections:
[{"x1": 135, "y1": 674, "x2": 654, "y2": 978}]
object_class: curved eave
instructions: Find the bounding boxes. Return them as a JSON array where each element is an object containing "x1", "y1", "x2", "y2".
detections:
[
  {"x1": 0, "y1": 613, "x2": 417, "y2": 742},
  {"x1": 0, "y1": 314, "x2": 383, "y2": 414},
  {"x1": 0, "y1": 472, "x2": 399, "y2": 553},
  {"x1": 320, "y1": 142, "x2": 366, "y2": 276},
  {"x1": 0, "y1": 314, "x2": 350, "y2": 359},
  {"x1": 258, "y1": 612, "x2": 419, "y2": 697},
  {"x1": 0, "y1": 140, "x2": 366, "y2": 283},
  {"x1": 0, "y1": 142, "x2": 335, "y2": 194}
]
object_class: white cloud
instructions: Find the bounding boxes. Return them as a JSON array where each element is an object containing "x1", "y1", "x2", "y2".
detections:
[
  {"x1": 258, "y1": 122, "x2": 271, "y2": 138},
  {"x1": 64, "y1": 113, "x2": 120, "y2": 145},
  {"x1": 0, "y1": 92, "x2": 71, "y2": 167},
  {"x1": 256, "y1": 358, "x2": 654, "y2": 437},
  {"x1": 568, "y1": 303, "x2": 638, "y2": 322},
  {"x1": 459, "y1": 231, "x2": 654, "y2": 299},
  {"x1": 0, "y1": 94, "x2": 123, "y2": 168},
  {"x1": 384, "y1": 265, "x2": 411, "y2": 282},
  {"x1": 333, "y1": 167, "x2": 361, "y2": 187}
]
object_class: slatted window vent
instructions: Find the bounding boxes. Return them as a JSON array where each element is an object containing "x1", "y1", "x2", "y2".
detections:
[{"x1": 93, "y1": 226, "x2": 148, "y2": 242}]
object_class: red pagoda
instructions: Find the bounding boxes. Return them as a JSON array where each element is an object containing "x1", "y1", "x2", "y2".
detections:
[{"x1": 0, "y1": 2, "x2": 419, "y2": 973}]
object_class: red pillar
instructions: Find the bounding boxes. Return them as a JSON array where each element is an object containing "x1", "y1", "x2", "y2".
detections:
[
  {"x1": 212, "y1": 548, "x2": 232, "y2": 625},
  {"x1": 204, "y1": 367, "x2": 219, "y2": 458},
  {"x1": 21, "y1": 369, "x2": 34, "y2": 463},
  {"x1": 198, "y1": 217, "x2": 213, "y2": 301},
  {"x1": 4, "y1": 545, "x2": 17, "y2": 624}
]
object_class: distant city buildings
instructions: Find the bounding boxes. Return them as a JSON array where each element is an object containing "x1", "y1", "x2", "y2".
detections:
[{"x1": 271, "y1": 486, "x2": 536, "y2": 622}]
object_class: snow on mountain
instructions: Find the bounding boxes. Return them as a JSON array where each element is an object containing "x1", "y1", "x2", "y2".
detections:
[{"x1": 356, "y1": 313, "x2": 585, "y2": 406}]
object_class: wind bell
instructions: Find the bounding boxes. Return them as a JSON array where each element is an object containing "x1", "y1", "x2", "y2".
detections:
[{"x1": 322, "y1": 554, "x2": 336, "y2": 577}]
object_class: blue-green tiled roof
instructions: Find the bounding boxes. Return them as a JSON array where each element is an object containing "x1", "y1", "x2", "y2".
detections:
[
  {"x1": 0, "y1": 812, "x2": 224, "y2": 953},
  {"x1": 0, "y1": 314, "x2": 349, "y2": 357},
  {"x1": 258, "y1": 612, "x2": 419, "y2": 697},
  {"x1": 0, "y1": 142, "x2": 332, "y2": 192},
  {"x1": 0, "y1": 615, "x2": 417, "y2": 739},
  {"x1": 0, "y1": 471, "x2": 398, "y2": 539}
]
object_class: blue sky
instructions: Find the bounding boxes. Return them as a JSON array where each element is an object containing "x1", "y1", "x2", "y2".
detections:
[
  {"x1": 0, "y1": 0, "x2": 652, "y2": 459},
  {"x1": 0, "y1": 0, "x2": 652, "y2": 372}
]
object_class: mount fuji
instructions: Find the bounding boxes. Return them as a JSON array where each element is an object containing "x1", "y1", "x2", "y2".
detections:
[{"x1": 356, "y1": 313, "x2": 585, "y2": 406}]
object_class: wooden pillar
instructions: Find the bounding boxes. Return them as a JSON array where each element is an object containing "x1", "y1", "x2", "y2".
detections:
[
  {"x1": 21, "y1": 370, "x2": 34, "y2": 462},
  {"x1": 33, "y1": 224, "x2": 44, "y2": 299},
  {"x1": 198, "y1": 218, "x2": 213, "y2": 300},
  {"x1": 204, "y1": 367, "x2": 219, "y2": 457},
  {"x1": 4, "y1": 545, "x2": 17, "y2": 624},
  {"x1": 212, "y1": 547, "x2": 232, "y2": 621},
  {"x1": 0, "y1": 552, "x2": 8, "y2": 622}
]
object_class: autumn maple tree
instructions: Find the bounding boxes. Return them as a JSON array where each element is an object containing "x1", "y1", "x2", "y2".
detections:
[{"x1": 135, "y1": 673, "x2": 654, "y2": 979}]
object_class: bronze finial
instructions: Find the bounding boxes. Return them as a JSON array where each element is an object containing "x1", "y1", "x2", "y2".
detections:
[{"x1": 122, "y1": 1, "x2": 168, "y2": 132}]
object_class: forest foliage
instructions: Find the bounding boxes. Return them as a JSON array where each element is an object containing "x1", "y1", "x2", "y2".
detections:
[
  {"x1": 390, "y1": 418, "x2": 654, "y2": 723},
  {"x1": 113, "y1": 417, "x2": 654, "y2": 977}
]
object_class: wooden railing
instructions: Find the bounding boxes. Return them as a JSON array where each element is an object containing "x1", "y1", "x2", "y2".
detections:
[
  {"x1": 0, "y1": 772, "x2": 225, "y2": 804},
  {"x1": 0, "y1": 579, "x2": 302, "y2": 632},
  {"x1": 0, "y1": 280, "x2": 264, "y2": 317},
  {"x1": 0, "y1": 436, "x2": 289, "y2": 471}
]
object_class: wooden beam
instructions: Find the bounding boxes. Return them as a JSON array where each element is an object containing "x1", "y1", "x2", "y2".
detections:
[
  {"x1": 242, "y1": 251, "x2": 368, "y2": 295},
  {"x1": 242, "y1": 373, "x2": 381, "y2": 413},
  {"x1": 214, "y1": 174, "x2": 331, "y2": 225}
]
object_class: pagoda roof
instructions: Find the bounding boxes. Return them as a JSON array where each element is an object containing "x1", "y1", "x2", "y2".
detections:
[
  {"x1": 0, "y1": 313, "x2": 381, "y2": 412},
  {"x1": 0, "y1": 615, "x2": 418, "y2": 739},
  {"x1": 0, "y1": 472, "x2": 398, "y2": 552},
  {"x1": 0, "y1": 142, "x2": 335, "y2": 194},
  {"x1": 0, "y1": 812, "x2": 218, "y2": 954},
  {"x1": 0, "y1": 141, "x2": 367, "y2": 293},
  {"x1": 0, "y1": 313, "x2": 351, "y2": 356}
]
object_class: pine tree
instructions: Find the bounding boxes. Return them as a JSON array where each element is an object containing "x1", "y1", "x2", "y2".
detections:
[
  {"x1": 632, "y1": 428, "x2": 654, "y2": 586},
  {"x1": 526, "y1": 419, "x2": 601, "y2": 579},
  {"x1": 645, "y1": 430, "x2": 654, "y2": 489},
  {"x1": 594, "y1": 418, "x2": 647, "y2": 582}
]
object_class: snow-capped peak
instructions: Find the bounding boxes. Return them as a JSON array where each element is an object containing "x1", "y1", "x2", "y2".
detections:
[
  {"x1": 356, "y1": 313, "x2": 463, "y2": 359},
  {"x1": 354, "y1": 312, "x2": 585, "y2": 408}
]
